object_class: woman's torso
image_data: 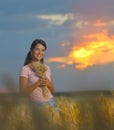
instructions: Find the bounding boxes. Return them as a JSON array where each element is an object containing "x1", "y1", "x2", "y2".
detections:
[{"x1": 20, "y1": 64, "x2": 53, "y2": 102}]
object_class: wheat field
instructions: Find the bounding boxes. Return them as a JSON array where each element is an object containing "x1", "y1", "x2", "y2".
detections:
[{"x1": 0, "y1": 91, "x2": 114, "y2": 130}]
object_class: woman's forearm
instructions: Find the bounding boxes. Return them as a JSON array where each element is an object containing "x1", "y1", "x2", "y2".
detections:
[
  {"x1": 47, "y1": 81, "x2": 54, "y2": 93},
  {"x1": 20, "y1": 80, "x2": 40, "y2": 95}
]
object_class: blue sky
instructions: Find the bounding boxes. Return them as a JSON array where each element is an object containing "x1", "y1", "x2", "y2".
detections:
[{"x1": 0, "y1": 0, "x2": 114, "y2": 92}]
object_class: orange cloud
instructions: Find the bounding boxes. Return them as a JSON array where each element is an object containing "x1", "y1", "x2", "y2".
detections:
[
  {"x1": 94, "y1": 20, "x2": 107, "y2": 27},
  {"x1": 60, "y1": 41, "x2": 71, "y2": 47},
  {"x1": 47, "y1": 30, "x2": 114, "y2": 70},
  {"x1": 93, "y1": 19, "x2": 114, "y2": 27}
]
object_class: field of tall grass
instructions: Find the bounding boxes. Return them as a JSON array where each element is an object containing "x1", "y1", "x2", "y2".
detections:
[{"x1": 0, "y1": 91, "x2": 114, "y2": 130}]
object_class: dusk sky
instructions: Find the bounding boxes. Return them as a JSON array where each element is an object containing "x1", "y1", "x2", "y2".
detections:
[{"x1": 0, "y1": 0, "x2": 114, "y2": 92}]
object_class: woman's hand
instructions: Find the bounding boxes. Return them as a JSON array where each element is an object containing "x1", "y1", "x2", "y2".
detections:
[
  {"x1": 39, "y1": 77, "x2": 54, "y2": 93},
  {"x1": 39, "y1": 77, "x2": 49, "y2": 87}
]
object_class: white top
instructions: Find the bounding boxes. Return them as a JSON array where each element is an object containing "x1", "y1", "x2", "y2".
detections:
[{"x1": 20, "y1": 64, "x2": 53, "y2": 102}]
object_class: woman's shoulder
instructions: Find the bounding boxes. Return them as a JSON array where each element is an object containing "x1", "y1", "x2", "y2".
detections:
[
  {"x1": 20, "y1": 65, "x2": 32, "y2": 77},
  {"x1": 21, "y1": 65, "x2": 30, "y2": 69},
  {"x1": 20, "y1": 65, "x2": 32, "y2": 72}
]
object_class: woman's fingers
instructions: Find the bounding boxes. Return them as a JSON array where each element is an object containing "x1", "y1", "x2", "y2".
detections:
[{"x1": 39, "y1": 77, "x2": 49, "y2": 87}]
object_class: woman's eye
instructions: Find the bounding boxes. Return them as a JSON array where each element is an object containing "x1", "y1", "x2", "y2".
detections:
[{"x1": 41, "y1": 49, "x2": 45, "y2": 52}]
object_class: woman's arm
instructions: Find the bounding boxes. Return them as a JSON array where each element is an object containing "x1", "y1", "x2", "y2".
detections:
[
  {"x1": 19, "y1": 76, "x2": 40, "y2": 95},
  {"x1": 47, "y1": 78, "x2": 55, "y2": 94}
]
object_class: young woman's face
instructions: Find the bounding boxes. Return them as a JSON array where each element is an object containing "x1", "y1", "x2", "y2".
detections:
[{"x1": 31, "y1": 44, "x2": 46, "y2": 62}]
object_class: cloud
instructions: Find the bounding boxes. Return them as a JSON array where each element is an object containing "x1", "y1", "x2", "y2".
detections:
[
  {"x1": 35, "y1": 13, "x2": 89, "y2": 28},
  {"x1": 93, "y1": 20, "x2": 107, "y2": 27},
  {"x1": 47, "y1": 30, "x2": 114, "y2": 70},
  {"x1": 93, "y1": 19, "x2": 114, "y2": 27},
  {"x1": 60, "y1": 41, "x2": 71, "y2": 47},
  {"x1": 35, "y1": 13, "x2": 74, "y2": 26},
  {"x1": 0, "y1": 12, "x2": 77, "y2": 31}
]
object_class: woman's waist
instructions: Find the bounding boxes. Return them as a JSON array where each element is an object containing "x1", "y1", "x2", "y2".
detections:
[
  {"x1": 30, "y1": 96, "x2": 54, "y2": 103},
  {"x1": 30, "y1": 92, "x2": 53, "y2": 102}
]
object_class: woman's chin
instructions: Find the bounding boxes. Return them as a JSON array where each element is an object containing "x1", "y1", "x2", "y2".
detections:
[{"x1": 33, "y1": 59, "x2": 41, "y2": 62}]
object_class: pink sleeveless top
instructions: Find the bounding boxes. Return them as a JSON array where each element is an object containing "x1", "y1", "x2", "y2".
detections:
[{"x1": 20, "y1": 64, "x2": 53, "y2": 102}]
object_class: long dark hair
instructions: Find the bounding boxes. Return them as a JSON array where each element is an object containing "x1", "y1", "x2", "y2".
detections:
[{"x1": 24, "y1": 39, "x2": 47, "y2": 65}]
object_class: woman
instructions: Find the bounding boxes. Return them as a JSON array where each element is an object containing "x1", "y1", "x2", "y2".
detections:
[{"x1": 19, "y1": 39, "x2": 58, "y2": 110}]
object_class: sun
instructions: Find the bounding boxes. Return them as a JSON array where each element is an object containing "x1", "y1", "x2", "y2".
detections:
[{"x1": 72, "y1": 48, "x2": 94, "y2": 58}]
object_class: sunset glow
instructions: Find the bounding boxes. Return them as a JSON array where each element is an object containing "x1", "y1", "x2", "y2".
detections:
[{"x1": 47, "y1": 30, "x2": 114, "y2": 70}]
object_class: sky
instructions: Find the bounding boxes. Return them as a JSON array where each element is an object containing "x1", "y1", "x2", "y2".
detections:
[{"x1": 0, "y1": 0, "x2": 114, "y2": 92}]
